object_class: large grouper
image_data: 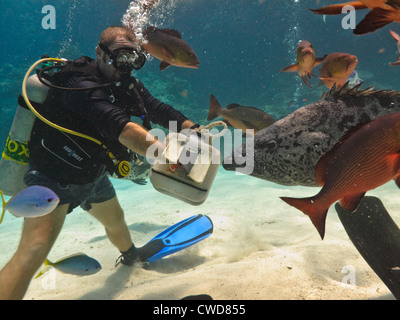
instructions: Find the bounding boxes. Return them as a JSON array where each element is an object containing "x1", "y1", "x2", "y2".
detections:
[{"x1": 223, "y1": 82, "x2": 400, "y2": 187}]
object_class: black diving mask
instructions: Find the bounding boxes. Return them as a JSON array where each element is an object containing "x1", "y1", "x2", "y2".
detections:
[{"x1": 99, "y1": 43, "x2": 146, "y2": 72}]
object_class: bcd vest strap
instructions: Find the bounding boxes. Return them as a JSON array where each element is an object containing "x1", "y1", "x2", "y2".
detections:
[{"x1": 18, "y1": 94, "x2": 42, "y2": 111}]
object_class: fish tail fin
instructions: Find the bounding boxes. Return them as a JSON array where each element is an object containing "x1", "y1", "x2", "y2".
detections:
[
  {"x1": 390, "y1": 30, "x2": 400, "y2": 43},
  {"x1": 34, "y1": 259, "x2": 53, "y2": 279},
  {"x1": 281, "y1": 196, "x2": 328, "y2": 240},
  {"x1": 0, "y1": 190, "x2": 7, "y2": 225},
  {"x1": 301, "y1": 75, "x2": 312, "y2": 88},
  {"x1": 35, "y1": 270, "x2": 45, "y2": 279},
  {"x1": 309, "y1": 1, "x2": 366, "y2": 15},
  {"x1": 354, "y1": 9, "x2": 395, "y2": 35},
  {"x1": 280, "y1": 64, "x2": 298, "y2": 73},
  {"x1": 208, "y1": 94, "x2": 222, "y2": 121}
]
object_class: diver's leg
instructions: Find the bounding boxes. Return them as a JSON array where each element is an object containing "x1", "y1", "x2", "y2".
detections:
[
  {"x1": 88, "y1": 196, "x2": 133, "y2": 252},
  {"x1": 0, "y1": 204, "x2": 69, "y2": 300}
]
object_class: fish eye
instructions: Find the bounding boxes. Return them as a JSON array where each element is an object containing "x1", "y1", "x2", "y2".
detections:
[
  {"x1": 257, "y1": 140, "x2": 277, "y2": 150},
  {"x1": 266, "y1": 140, "x2": 278, "y2": 150},
  {"x1": 47, "y1": 198, "x2": 52, "y2": 203}
]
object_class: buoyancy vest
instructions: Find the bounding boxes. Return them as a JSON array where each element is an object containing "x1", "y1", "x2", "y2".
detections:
[{"x1": 24, "y1": 56, "x2": 149, "y2": 184}]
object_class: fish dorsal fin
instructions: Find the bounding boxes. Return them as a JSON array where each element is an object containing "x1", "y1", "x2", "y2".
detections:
[
  {"x1": 143, "y1": 26, "x2": 156, "y2": 37},
  {"x1": 226, "y1": 104, "x2": 266, "y2": 113},
  {"x1": 226, "y1": 103, "x2": 243, "y2": 110},
  {"x1": 160, "y1": 61, "x2": 171, "y2": 71},
  {"x1": 56, "y1": 253, "x2": 87, "y2": 262},
  {"x1": 323, "y1": 81, "x2": 400, "y2": 102},
  {"x1": 158, "y1": 28, "x2": 182, "y2": 39}
]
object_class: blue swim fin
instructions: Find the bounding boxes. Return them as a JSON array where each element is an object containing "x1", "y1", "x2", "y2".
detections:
[{"x1": 139, "y1": 214, "x2": 213, "y2": 264}]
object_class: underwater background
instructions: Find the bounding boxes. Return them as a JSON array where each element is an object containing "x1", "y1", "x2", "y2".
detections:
[
  {"x1": 1, "y1": 0, "x2": 400, "y2": 300},
  {"x1": 1, "y1": 0, "x2": 400, "y2": 148}
]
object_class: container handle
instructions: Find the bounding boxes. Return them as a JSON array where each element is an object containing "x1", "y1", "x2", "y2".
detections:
[{"x1": 199, "y1": 121, "x2": 228, "y2": 140}]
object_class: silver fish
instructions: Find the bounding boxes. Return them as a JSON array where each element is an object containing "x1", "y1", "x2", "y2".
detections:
[
  {"x1": 35, "y1": 253, "x2": 102, "y2": 278},
  {"x1": 0, "y1": 186, "x2": 59, "y2": 224},
  {"x1": 223, "y1": 83, "x2": 400, "y2": 186},
  {"x1": 208, "y1": 94, "x2": 275, "y2": 134}
]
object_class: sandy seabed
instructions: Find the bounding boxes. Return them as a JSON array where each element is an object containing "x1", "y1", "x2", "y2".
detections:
[{"x1": 0, "y1": 168, "x2": 398, "y2": 300}]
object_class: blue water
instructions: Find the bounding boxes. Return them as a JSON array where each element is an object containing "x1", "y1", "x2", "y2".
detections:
[{"x1": 1, "y1": 0, "x2": 399, "y2": 146}]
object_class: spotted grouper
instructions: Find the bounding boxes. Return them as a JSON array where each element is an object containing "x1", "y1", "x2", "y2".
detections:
[
  {"x1": 223, "y1": 83, "x2": 400, "y2": 187},
  {"x1": 281, "y1": 111, "x2": 400, "y2": 239}
]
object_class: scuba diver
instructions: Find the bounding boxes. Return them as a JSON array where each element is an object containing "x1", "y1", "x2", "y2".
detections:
[{"x1": 0, "y1": 26, "x2": 202, "y2": 300}]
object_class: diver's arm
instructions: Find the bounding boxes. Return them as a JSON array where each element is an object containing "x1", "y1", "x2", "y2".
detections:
[
  {"x1": 181, "y1": 119, "x2": 197, "y2": 130},
  {"x1": 118, "y1": 122, "x2": 165, "y2": 160},
  {"x1": 135, "y1": 79, "x2": 190, "y2": 131}
]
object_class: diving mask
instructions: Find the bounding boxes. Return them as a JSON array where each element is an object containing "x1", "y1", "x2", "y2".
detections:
[{"x1": 99, "y1": 43, "x2": 146, "y2": 72}]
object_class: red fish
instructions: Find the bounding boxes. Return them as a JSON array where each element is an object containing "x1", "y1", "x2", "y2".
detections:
[
  {"x1": 310, "y1": 0, "x2": 400, "y2": 35},
  {"x1": 280, "y1": 40, "x2": 324, "y2": 88},
  {"x1": 318, "y1": 52, "x2": 358, "y2": 89},
  {"x1": 389, "y1": 29, "x2": 400, "y2": 66},
  {"x1": 281, "y1": 111, "x2": 400, "y2": 239},
  {"x1": 141, "y1": 27, "x2": 200, "y2": 71}
]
